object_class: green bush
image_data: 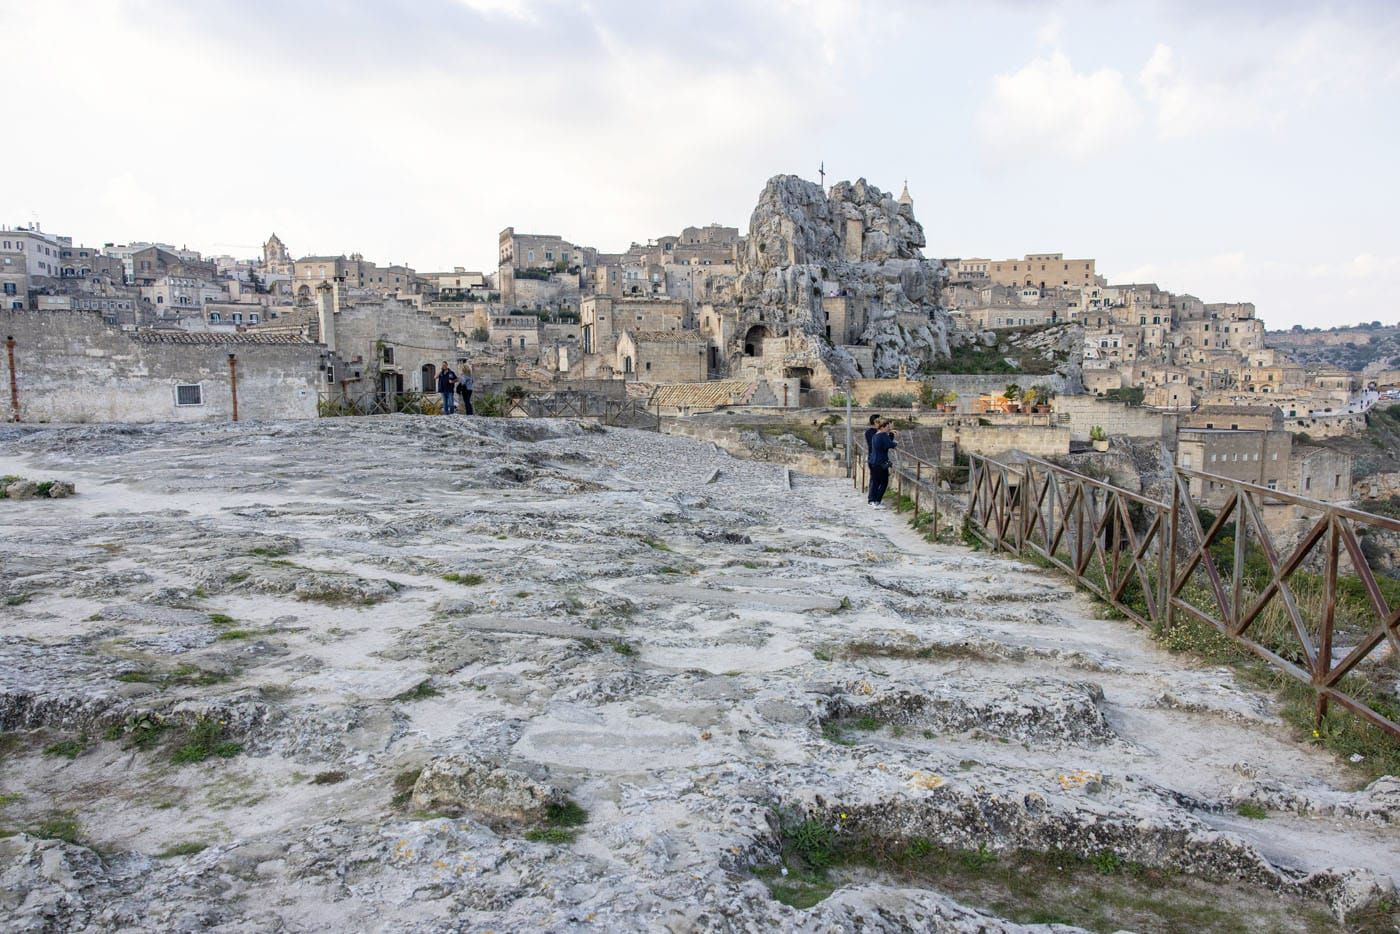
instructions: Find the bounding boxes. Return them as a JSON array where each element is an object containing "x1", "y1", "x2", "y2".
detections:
[
  {"x1": 869, "y1": 392, "x2": 915, "y2": 408},
  {"x1": 473, "y1": 392, "x2": 507, "y2": 417}
]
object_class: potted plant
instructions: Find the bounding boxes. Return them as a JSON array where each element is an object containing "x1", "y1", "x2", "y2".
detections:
[{"x1": 1090, "y1": 425, "x2": 1109, "y2": 452}]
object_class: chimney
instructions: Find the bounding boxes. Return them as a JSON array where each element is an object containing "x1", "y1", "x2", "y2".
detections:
[{"x1": 316, "y1": 281, "x2": 337, "y2": 352}]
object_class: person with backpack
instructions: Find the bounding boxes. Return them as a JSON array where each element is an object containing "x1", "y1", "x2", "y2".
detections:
[
  {"x1": 867, "y1": 420, "x2": 898, "y2": 508},
  {"x1": 436, "y1": 362, "x2": 458, "y2": 414},
  {"x1": 457, "y1": 367, "x2": 475, "y2": 415}
]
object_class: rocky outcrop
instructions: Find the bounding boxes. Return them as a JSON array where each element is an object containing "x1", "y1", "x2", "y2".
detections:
[
  {"x1": 410, "y1": 756, "x2": 558, "y2": 827},
  {"x1": 728, "y1": 175, "x2": 953, "y2": 382}
]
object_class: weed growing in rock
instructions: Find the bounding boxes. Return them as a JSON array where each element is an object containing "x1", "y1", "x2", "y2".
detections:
[
  {"x1": 170, "y1": 719, "x2": 242, "y2": 765},
  {"x1": 248, "y1": 545, "x2": 293, "y2": 558},
  {"x1": 32, "y1": 811, "x2": 81, "y2": 844},
  {"x1": 4, "y1": 593, "x2": 31, "y2": 606},
  {"x1": 525, "y1": 798, "x2": 589, "y2": 844},
  {"x1": 390, "y1": 768, "x2": 422, "y2": 809},
  {"x1": 847, "y1": 715, "x2": 882, "y2": 732},
  {"x1": 312, "y1": 771, "x2": 348, "y2": 785},
  {"x1": 1088, "y1": 850, "x2": 1122, "y2": 874},
  {"x1": 609, "y1": 640, "x2": 636, "y2": 657},
  {"x1": 1235, "y1": 802, "x2": 1268, "y2": 820},
  {"x1": 820, "y1": 722, "x2": 853, "y2": 746},
  {"x1": 157, "y1": 841, "x2": 207, "y2": 858},
  {"x1": 443, "y1": 572, "x2": 484, "y2": 585},
  {"x1": 115, "y1": 670, "x2": 156, "y2": 683},
  {"x1": 394, "y1": 681, "x2": 441, "y2": 702},
  {"x1": 639, "y1": 536, "x2": 672, "y2": 552},
  {"x1": 42, "y1": 737, "x2": 88, "y2": 759},
  {"x1": 514, "y1": 591, "x2": 532, "y2": 599},
  {"x1": 812, "y1": 647, "x2": 832, "y2": 662},
  {"x1": 215, "y1": 629, "x2": 255, "y2": 641},
  {"x1": 208, "y1": 613, "x2": 237, "y2": 627},
  {"x1": 226, "y1": 571, "x2": 250, "y2": 584},
  {"x1": 116, "y1": 714, "x2": 169, "y2": 750},
  {"x1": 523, "y1": 827, "x2": 575, "y2": 843}
]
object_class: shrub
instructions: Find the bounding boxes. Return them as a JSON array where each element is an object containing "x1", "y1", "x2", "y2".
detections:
[
  {"x1": 869, "y1": 392, "x2": 915, "y2": 408},
  {"x1": 473, "y1": 392, "x2": 507, "y2": 417}
]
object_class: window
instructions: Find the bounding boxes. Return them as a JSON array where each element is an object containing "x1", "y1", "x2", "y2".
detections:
[
  {"x1": 1267, "y1": 480, "x2": 1278, "y2": 491},
  {"x1": 1, "y1": 283, "x2": 13, "y2": 296},
  {"x1": 1334, "y1": 474, "x2": 1341, "y2": 487},
  {"x1": 326, "y1": 367, "x2": 335, "y2": 383},
  {"x1": 382, "y1": 346, "x2": 395, "y2": 364},
  {"x1": 1305, "y1": 477, "x2": 1312, "y2": 491},
  {"x1": 209, "y1": 313, "x2": 221, "y2": 322},
  {"x1": 175, "y1": 384, "x2": 203, "y2": 406}
]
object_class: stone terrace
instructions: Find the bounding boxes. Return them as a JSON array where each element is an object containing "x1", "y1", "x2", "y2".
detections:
[{"x1": 0, "y1": 417, "x2": 1395, "y2": 932}]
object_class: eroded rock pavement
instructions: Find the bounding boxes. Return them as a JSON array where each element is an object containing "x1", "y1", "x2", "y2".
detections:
[{"x1": 0, "y1": 417, "x2": 1396, "y2": 932}]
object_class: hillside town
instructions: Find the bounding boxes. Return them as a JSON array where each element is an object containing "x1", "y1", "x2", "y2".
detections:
[{"x1": 3, "y1": 172, "x2": 1397, "y2": 516}]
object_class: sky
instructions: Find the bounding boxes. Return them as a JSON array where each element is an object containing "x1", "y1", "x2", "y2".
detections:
[{"x1": 4, "y1": 0, "x2": 1398, "y2": 329}]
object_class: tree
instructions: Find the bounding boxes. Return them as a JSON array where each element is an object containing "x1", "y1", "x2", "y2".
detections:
[{"x1": 1004, "y1": 383, "x2": 1022, "y2": 402}]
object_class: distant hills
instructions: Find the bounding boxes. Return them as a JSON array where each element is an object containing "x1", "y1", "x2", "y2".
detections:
[{"x1": 1266, "y1": 323, "x2": 1400, "y2": 373}]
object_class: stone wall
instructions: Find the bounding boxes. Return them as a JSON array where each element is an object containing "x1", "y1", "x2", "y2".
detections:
[
  {"x1": 1285, "y1": 411, "x2": 1366, "y2": 439},
  {"x1": 1, "y1": 309, "x2": 321, "y2": 423},
  {"x1": 944, "y1": 423, "x2": 1070, "y2": 458},
  {"x1": 1052, "y1": 395, "x2": 1174, "y2": 441},
  {"x1": 850, "y1": 377, "x2": 923, "y2": 404}
]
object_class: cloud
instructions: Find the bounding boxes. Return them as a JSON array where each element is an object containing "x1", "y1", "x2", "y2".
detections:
[{"x1": 978, "y1": 51, "x2": 1140, "y2": 162}]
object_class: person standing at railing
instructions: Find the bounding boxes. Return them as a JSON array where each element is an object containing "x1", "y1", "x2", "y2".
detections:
[
  {"x1": 868, "y1": 420, "x2": 898, "y2": 508},
  {"x1": 863, "y1": 413, "x2": 881, "y2": 451}
]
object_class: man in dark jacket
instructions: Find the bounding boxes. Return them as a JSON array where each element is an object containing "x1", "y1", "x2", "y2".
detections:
[
  {"x1": 863, "y1": 413, "x2": 881, "y2": 451},
  {"x1": 436, "y1": 362, "x2": 458, "y2": 414},
  {"x1": 868, "y1": 420, "x2": 898, "y2": 508}
]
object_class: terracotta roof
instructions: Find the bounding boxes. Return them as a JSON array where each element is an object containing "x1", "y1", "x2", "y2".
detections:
[
  {"x1": 650, "y1": 379, "x2": 755, "y2": 408},
  {"x1": 133, "y1": 330, "x2": 312, "y2": 346}
]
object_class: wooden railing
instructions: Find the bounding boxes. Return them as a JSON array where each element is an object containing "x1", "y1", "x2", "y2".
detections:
[
  {"x1": 508, "y1": 391, "x2": 660, "y2": 430},
  {"x1": 852, "y1": 438, "x2": 968, "y2": 540},
  {"x1": 964, "y1": 452, "x2": 1400, "y2": 741}
]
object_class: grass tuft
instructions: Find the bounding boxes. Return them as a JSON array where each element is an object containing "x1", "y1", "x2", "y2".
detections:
[
  {"x1": 1235, "y1": 801, "x2": 1268, "y2": 820},
  {"x1": 170, "y1": 719, "x2": 242, "y2": 765},
  {"x1": 156, "y1": 841, "x2": 207, "y2": 858},
  {"x1": 42, "y1": 737, "x2": 88, "y2": 759},
  {"x1": 442, "y1": 572, "x2": 484, "y2": 586}
]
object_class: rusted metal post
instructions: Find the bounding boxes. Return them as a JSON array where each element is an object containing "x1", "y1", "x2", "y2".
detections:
[
  {"x1": 228, "y1": 353, "x2": 239, "y2": 422},
  {"x1": 5, "y1": 336, "x2": 18, "y2": 423}
]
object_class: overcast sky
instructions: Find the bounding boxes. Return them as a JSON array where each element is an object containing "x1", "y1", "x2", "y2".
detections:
[{"x1": 5, "y1": 0, "x2": 1397, "y2": 328}]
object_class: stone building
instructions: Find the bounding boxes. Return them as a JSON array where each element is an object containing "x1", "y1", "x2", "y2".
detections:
[
  {"x1": 0, "y1": 309, "x2": 323, "y2": 423},
  {"x1": 130, "y1": 246, "x2": 217, "y2": 288},
  {"x1": 497, "y1": 227, "x2": 595, "y2": 308},
  {"x1": 1292, "y1": 446, "x2": 1353, "y2": 501},
  {"x1": 985, "y1": 253, "x2": 1098, "y2": 290},
  {"x1": 1176, "y1": 427, "x2": 1293, "y2": 504},
  {"x1": 1, "y1": 224, "x2": 66, "y2": 279},
  {"x1": 1182, "y1": 404, "x2": 1284, "y2": 431},
  {"x1": 1175, "y1": 425, "x2": 1353, "y2": 507},
  {"x1": 579, "y1": 296, "x2": 689, "y2": 356},
  {"x1": 615, "y1": 330, "x2": 708, "y2": 383}
]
